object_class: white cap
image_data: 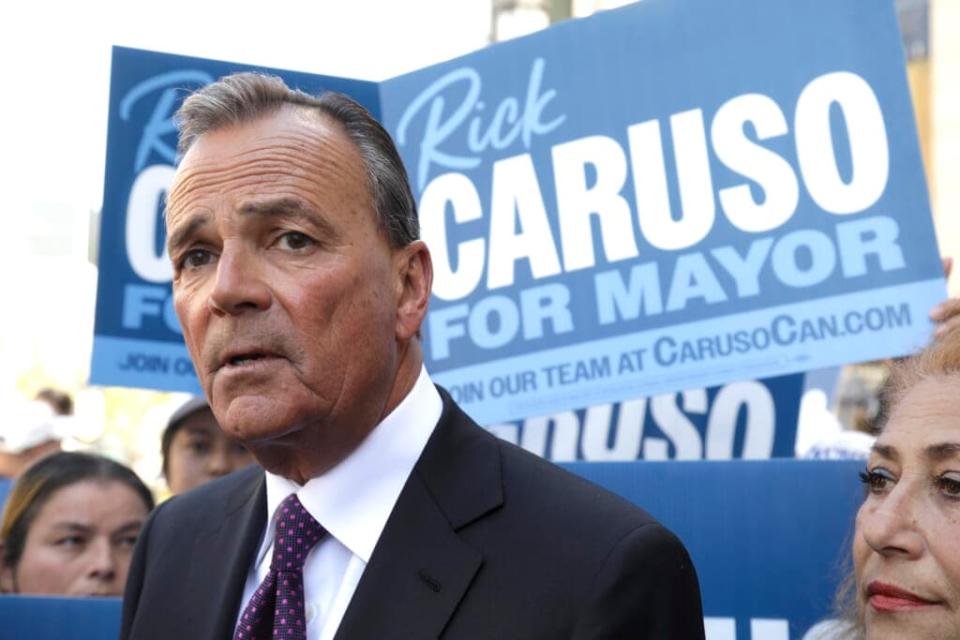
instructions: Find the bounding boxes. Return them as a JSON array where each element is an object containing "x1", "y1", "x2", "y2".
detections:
[{"x1": 0, "y1": 400, "x2": 69, "y2": 454}]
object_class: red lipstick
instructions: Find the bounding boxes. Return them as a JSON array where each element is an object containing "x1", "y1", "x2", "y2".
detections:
[{"x1": 867, "y1": 581, "x2": 939, "y2": 613}]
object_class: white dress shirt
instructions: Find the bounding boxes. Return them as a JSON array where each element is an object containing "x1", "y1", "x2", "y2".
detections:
[{"x1": 237, "y1": 366, "x2": 443, "y2": 640}]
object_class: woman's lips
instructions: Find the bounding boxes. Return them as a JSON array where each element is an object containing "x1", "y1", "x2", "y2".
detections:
[{"x1": 868, "y1": 581, "x2": 940, "y2": 613}]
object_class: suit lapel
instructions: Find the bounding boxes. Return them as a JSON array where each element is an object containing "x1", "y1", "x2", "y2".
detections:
[
  {"x1": 334, "y1": 390, "x2": 503, "y2": 639},
  {"x1": 333, "y1": 473, "x2": 483, "y2": 638},
  {"x1": 187, "y1": 468, "x2": 267, "y2": 640}
]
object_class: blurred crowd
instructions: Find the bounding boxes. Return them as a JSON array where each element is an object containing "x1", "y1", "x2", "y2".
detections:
[
  {"x1": 5, "y1": 332, "x2": 959, "y2": 640},
  {"x1": 0, "y1": 391, "x2": 256, "y2": 597},
  {"x1": 0, "y1": 352, "x2": 914, "y2": 604}
]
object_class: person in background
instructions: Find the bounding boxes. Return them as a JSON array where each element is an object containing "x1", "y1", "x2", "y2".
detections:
[
  {"x1": 162, "y1": 396, "x2": 256, "y2": 495},
  {"x1": 801, "y1": 258, "x2": 960, "y2": 463},
  {"x1": 803, "y1": 365, "x2": 884, "y2": 461},
  {"x1": 831, "y1": 328, "x2": 960, "y2": 639},
  {"x1": 0, "y1": 451, "x2": 154, "y2": 597},
  {"x1": 0, "y1": 390, "x2": 73, "y2": 511},
  {"x1": 0, "y1": 400, "x2": 65, "y2": 485},
  {"x1": 34, "y1": 388, "x2": 73, "y2": 417}
]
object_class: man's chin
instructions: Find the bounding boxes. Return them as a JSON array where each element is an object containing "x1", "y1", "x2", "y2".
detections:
[{"x1": 213, "y1": 395, "x2": 304, "y2": 444}]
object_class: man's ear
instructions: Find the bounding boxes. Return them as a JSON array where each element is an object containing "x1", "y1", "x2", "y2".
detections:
[{"x1": 395, "y1": 240, "x2": 433, "y2": 341}]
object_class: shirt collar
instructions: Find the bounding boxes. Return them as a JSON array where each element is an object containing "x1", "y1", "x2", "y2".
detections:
[{"x1": 262, "y1": 365, "x2": 441, "y2": 563}]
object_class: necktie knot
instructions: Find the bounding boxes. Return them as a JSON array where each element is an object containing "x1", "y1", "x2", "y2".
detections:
[{"x1": 271, "y1": 493, "x2": 324, "y2": 573}]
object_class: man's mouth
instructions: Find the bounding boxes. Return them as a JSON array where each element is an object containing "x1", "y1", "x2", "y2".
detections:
[{"x1": 221, "y1": 351, "x2": 278, "y2": 370}]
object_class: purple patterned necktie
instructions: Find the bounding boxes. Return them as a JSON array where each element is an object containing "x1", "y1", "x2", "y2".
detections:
[{"x1": 234, "y1": 493, "x2": 325, "y2": 640}]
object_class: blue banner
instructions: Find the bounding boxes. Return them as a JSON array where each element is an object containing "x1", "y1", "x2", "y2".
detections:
[
  {"x1": 92, "y1": 0, "x2": 940, "y2": 428},
  {"x1": 568, "y1": 459, "x2": 864, "y2": 639},
  {"x1": 0, "y1": 596, "x2": 120, "y2": 640},
  {"x1": 0, "y1": 460, "x2": 863, "y2": 639}
]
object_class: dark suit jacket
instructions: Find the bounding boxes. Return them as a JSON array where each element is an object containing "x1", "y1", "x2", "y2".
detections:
[{"x1": 121, "y1": 389, "x2": 704, "y2": 639}]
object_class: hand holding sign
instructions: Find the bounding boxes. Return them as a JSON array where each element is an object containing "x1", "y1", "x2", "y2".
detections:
[{"x1": 931, "y1": 257, "x2": 960, "y2": 338}]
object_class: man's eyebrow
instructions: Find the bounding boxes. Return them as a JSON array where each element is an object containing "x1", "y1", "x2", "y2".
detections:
[
  {"x1": 184, "y1": 424, "x2": 214, "y2": 436},
  {"x1": 167, "y1": 198, "x2": 341, "y2": 254},
  {"x1": 167, "y1": 213, "x2": 211, "y2": 254},
  {"x1": 925, "y1": 442, "x2": 960, "y2": 462},
  {"x1": 238, "y1": 197, "x2": 313, "y2": 218},
  {"x1": 239, "y1": 198, "x2": 339, "y2": 239}
]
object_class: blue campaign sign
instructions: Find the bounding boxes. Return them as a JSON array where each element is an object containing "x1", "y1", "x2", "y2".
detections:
[
  {"x1": 567, "y1": 459, "x2": 864, "y2": 639},
  {"x1": 381, "y1": 0, "x2": 942, "y2": 424},
  {"x1": 92, "y1": 1, "x2": 941, "y2": 429},
  {"x1": 90, "y1": 47, "x2": 379, "y2": 392},
  {"x1": 487, "y1": 373, "x2": 803, "y2": 461}
]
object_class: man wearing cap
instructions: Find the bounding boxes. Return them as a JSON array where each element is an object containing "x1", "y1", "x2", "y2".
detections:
[
  {"x1": 0, "y1": 400, "x2": 65, "y2": 477},
  {"x1": 0, "y1": 399, "x2": 66, "y2": 511},
  {"x1": 162, "y1": 396, "x2": 256, "y2": 495},
  {"x1": 120, "y1": 73, "x2": 704, "y2": 640}
]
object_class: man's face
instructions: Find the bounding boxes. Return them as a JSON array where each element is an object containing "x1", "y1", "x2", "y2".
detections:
[{"x1": 166, "y1": 107, "x2": 405, "y2": 469}]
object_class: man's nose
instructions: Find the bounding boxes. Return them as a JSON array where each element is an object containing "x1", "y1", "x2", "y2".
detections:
[
  {"x1": 207, "y1": 442, "x2": 232, "y2": 477},
  {"x1": 859, "y1": 487, "x2": 925, "y2": 560},
  {"x1": 208, "y1": 247, "x2": 272, "y2": 315}
]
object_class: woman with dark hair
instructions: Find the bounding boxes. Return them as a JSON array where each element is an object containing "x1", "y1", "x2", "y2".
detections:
[
  {"x1": 0, "y1": 451, "x2": 154, "y2": 596},
  {"x1": 833, "y1": 328, "x2": 960, "y2": 639}
]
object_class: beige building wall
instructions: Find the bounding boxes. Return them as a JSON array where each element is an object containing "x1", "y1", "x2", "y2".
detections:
[{"x1": 931, "y1": 0, "x2": 960, "y2": 294}]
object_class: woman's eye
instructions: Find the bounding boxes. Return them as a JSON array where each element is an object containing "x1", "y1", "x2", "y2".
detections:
[
  {"x1": 936, "y1": 474, "x2": 960, "y2": 499},
  {"x1": 278, "y1": 232, "x2": 314, "y2": 251},
  {"x1": 117, "y1": 535, "x2": 140, "y2": 549},
  {"x1": 56, "y1": 535, "x2": 85, "y2": 548},
  {"x1": 859, "y1": 468, "x2": 894, "y2": 494}
]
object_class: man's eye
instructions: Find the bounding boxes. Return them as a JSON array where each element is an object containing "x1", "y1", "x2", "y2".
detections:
[
  {"x1": 277, "y1": 232, "x2": 314, "y2": 251},
  {"x1": 188, "y1": 440, "x2": 211, "y2": 455},
  {"x1": 181, "y1": 248, "x2": 215, "y2": 270},
  {"x1": 859, "y1": 467, "x2": 894, "y2": 494}
]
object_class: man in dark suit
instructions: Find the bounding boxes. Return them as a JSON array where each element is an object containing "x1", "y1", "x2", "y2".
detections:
[{"x1": 120, "y1": 72, "x2": 704, "y2": 640}]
